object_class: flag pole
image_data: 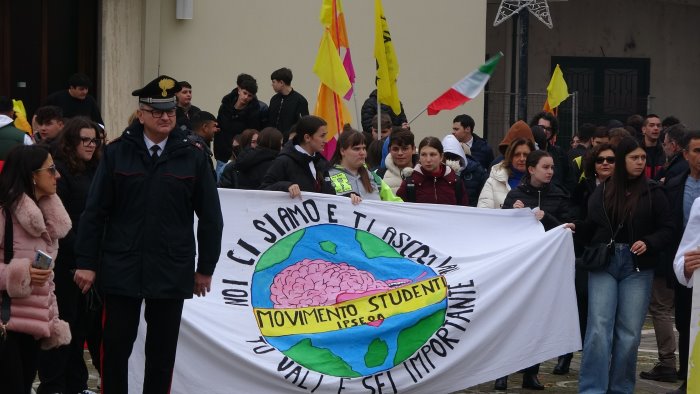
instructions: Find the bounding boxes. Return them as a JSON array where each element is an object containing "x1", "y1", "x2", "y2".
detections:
[
  {"x1": 377, "y1": 94, "x2": 381, "y2": 140},
  {"x1": 351, "y1": 83, "x2": 360, "y2": 129},
  {"x1": 408, "y1": 107, "x2": 428, "y2": 125}
]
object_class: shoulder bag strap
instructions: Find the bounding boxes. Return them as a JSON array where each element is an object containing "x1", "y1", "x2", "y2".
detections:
[{"x1": 601, "y1": 182, "x2": 623, "y2": 245}]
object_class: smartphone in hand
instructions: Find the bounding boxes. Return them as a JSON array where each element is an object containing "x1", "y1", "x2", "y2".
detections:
[{"x1": 33, "y1": 250, "x2": 52, "y2": 269}]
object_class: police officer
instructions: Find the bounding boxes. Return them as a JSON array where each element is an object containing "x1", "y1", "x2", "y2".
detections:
[{"x1": 73, "y1": 75, "x2": 224, "y2": 394}]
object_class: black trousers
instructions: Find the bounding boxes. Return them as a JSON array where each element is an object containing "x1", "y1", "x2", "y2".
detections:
[
  {"x1": 675, "y1": 281, "x2": 692, "y2": 379},
  {"x1": 0, "y1": 331, "x2": 39, "y2": 394},
  {"x1": 37, "y1": 263, "x2": 89, "y2": 394},
  {"x1": 85, "y1": 295, "x2": 103, "y2": 373},
  {"x1": 575, "y1": 267, "x2": 589, "y2": 340},
  {"x1": 102, "y1": 295, "x2": 184, "y2": 394}
]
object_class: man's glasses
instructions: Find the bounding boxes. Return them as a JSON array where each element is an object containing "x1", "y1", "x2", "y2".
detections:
[
  {"x1": 33, "y1": 164, "x2": 58, "y2": 176},
  {"x1": 595, "y1": 156, "x2": 616, "y2": 164},
  {"x1": 80, "y1": 137, "x2": 102, "y2": 147},
  {"x1": 141, "y1": 108, "x2": 177, "y2": 118}
]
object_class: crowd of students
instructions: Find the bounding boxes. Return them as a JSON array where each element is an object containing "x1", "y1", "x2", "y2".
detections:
[
  {"x1": 1, "y1": 69, "x2": 698, "y2": 394},
  {"x1": 230, "y1": 111, "x2": 694, "y2": 394}
]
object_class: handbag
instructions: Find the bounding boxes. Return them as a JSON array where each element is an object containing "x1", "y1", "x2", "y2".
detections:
[
  {"x1": 575, "y1": 183, "x2": 623, "y2": 271},
  {"x1": 576, "y1": 239, "x2": 616, "y2": 271},
  {"x1": 0, "y1": 207, "x2": 13, "y2": 341}
]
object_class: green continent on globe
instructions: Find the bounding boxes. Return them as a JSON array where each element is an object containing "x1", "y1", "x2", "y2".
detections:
[
  {"x1": 283, "y1": 338, "x2": 361, "y2": 377},
  {"x1": 255, "y1": 229, "x2": 305, "y2": 272},
  {"x1": 365, "y1": 338, "x2": 389, "y2": 368},
  {"x1": 356, "y1": 230, "x2": 401, "y2": 259},
  {"x1": 393, "y1": 309, "x2": 447, "y2": 364},
  {"x1": 320, "y1": 240, "x2": 337, "y2": 254}
]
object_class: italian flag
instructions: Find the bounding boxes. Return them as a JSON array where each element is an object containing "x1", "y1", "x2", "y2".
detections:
[{"x1": 427, "y1": 52, "x2": 502, "y2": 115}]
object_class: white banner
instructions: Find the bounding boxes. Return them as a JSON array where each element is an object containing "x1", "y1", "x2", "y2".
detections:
[
  {"x1": 677, "y1": 197, "x2": 700, "y2": 388},
  {"x1": 129, "y1": 189, "x2": 580, "y2": 393}
]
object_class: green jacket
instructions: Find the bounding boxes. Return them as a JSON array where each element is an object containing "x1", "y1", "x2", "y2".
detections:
[{"x1": 0, "y1": 122, "x2": 27, "y2": 160}]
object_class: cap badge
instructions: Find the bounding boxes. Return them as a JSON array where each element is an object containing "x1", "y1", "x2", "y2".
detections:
[{"x1": 158, "y1": 78, "x2": 175, "y2": 97}]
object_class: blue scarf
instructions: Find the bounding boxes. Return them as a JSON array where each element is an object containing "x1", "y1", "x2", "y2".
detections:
[{"x1": 508, "y1": 167, "x2": 524, "y2": 189}]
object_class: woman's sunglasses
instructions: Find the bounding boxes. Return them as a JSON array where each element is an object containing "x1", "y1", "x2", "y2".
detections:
[
  {"x1": 595, "y1": 156, "x2": 616, "y2": 164},
  {"x1": 33, "y1": 164, "x2": 58, "y2": 176}
]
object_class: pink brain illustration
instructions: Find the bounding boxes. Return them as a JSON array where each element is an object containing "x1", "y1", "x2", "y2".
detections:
[{"x1": 270, "y1": 259, "x2": 407, "y2": 309}]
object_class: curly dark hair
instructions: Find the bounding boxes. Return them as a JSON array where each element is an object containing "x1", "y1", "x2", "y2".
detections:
[
  {"x1": 583, "y1": 143, "x2": 614, "y2": 180},
  {"x1": 54, "y1": 117, "x2": 101, "y2": 174}
]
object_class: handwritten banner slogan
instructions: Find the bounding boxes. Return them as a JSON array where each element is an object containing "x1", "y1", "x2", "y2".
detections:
[{"x1": 128, "y1": 190, "x2": 580, "y2": 394}]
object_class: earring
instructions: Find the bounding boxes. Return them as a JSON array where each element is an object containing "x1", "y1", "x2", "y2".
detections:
[{"x1": 33, "y1": 179, "x2": 36, "y2": 185}]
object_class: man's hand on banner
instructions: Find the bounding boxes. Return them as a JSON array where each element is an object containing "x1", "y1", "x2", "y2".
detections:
[
  {"x1": 563, "y1": 223, "x2": 575, "y2": 232},
  {"x1": 288, "y1": 184, "x2": 301, "y2": 199},
  {"x1": 683, "y1": 248, "x2": 700, "y2": 279},
  {"x1": 194, "y1": 272, "x2": 212, "y2": 297}
]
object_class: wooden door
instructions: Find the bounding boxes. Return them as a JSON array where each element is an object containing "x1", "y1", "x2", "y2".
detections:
[{"x1": 0, "y1": 0, "x2": 98, "y2": 117}]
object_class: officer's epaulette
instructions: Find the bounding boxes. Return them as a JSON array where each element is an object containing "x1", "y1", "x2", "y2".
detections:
[{"x1": 184, "y1": 135, "x2": 204, "y2": 151}]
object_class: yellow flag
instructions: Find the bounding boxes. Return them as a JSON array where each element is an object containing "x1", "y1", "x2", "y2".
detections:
[
  {"x1": 543, "y1": 64, "x2": 569, "y2": 113},
  {"x1": 314, "y1": 83, "x2": 352, "y2": 159},
  {"x1": 12, "y1": 99, "x2": 32, "y2": 135},
  {"x1": 315, "y1": 84, "x2": 352, "y2": 139},
  {"x1": 374, "y1": 0, "x2": 401, "y2": 115},
  {"x1": 313, "y1": 29, "x2": 352, "y2": 97},
  {"x1": 320, "y1": 0, "x2": 343, "y2": 27}
]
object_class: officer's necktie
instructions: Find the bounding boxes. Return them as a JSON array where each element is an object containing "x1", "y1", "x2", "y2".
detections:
[{"x1": 150, "y1": 145, "x2": 160, "y2": 164}]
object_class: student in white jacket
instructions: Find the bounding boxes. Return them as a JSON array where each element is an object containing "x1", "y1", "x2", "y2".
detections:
[{"x1": 478, "y1": 138, "x2": 535, "y2": 209}]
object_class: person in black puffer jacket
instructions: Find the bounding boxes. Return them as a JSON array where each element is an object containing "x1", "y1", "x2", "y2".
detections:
[
  {"x1": 494, "y1": 150, "x2": 573, "y2": 392},
  {"x1": 576, "y1": 136, "x2": 674, "y2": 394},
  {"x1": 360, "y1": 89, "x2": 408, "y2": 132},
  {"x1": 227, "y1": 127, "x2": 283, "y2": 190},
  {"x1": 502, "y1": 150, "x2": 572, "y2": 230},
  {"x1": 215, "y1": 74, "x2": 261, "y2": 165},
  {"x1": 261, "y1": 115, "x2": 334, "y2": 197}
]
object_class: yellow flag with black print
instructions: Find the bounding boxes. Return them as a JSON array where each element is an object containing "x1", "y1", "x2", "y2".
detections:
[{"x1": 374, "y1": 0, "x2": 401, "y2": 115}]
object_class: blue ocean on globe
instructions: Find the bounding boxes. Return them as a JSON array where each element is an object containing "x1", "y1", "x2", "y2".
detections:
[{"x1": 251, "y1": 224, "x2": 447, "y2": 377}]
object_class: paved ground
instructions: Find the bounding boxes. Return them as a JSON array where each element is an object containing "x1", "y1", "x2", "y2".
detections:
[
  {"x1": 453, "y1": 319, "x2": 681, "y2": 394},
  {"x1": 34, "y1": 318, "x2": 682, "y2": 393}
]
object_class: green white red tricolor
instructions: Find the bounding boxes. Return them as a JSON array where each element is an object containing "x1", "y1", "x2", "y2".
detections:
[{"x1": 427, "y1": 52, "x2": 503, "y2": 116}]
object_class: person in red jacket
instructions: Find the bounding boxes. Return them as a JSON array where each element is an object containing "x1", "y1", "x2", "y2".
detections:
[{"x1": 396, "y1": 136, "x2": 468, "y2": 206}]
